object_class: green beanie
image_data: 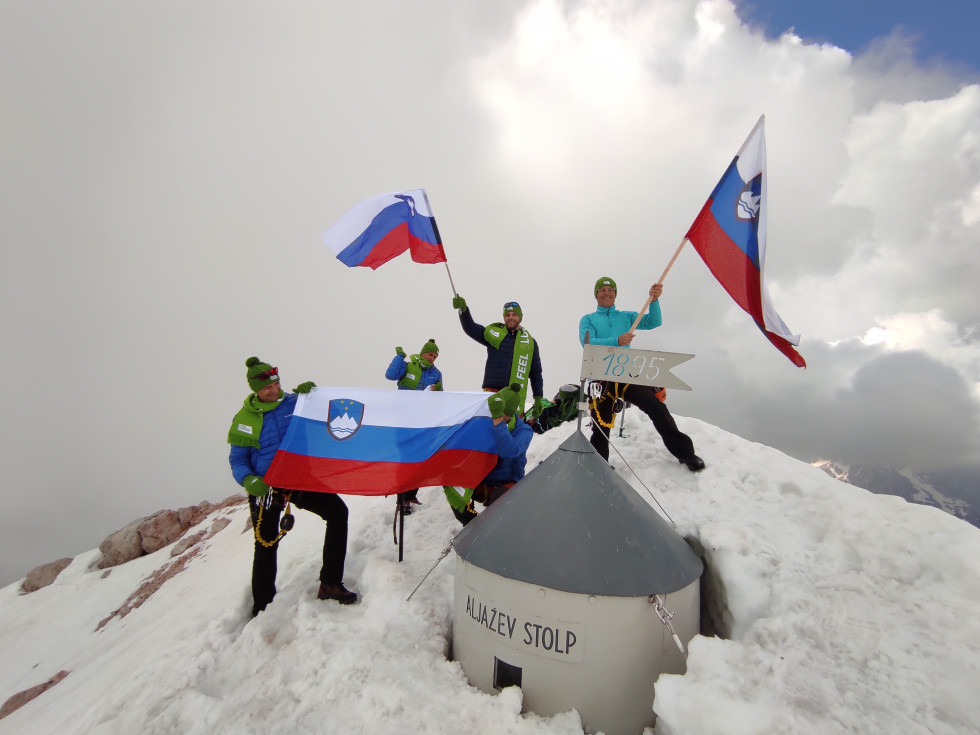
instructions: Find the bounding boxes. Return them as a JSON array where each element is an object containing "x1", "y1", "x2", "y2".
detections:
[
  {"x1": 246, "y1": 356, "x2": 280, "y2": 392},
  {"x1": 488, "y1": 381, "x2": 522, "y2": 419},
  {"x1": 420, "y1": 338, "x2": 439, "y2": 355},
  {"x1": 502, "y1": 301, "x2": 523, "y2": 319},
  {"x1": 594, "y1": 277, "x2": 617, "y2": 295}
]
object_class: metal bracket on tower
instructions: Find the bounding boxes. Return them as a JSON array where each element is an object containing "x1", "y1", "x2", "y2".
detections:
[{"x1": 650, "y1": 594, "x2": 686, "y2": 654}]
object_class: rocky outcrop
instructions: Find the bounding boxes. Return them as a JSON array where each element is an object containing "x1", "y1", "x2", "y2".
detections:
[
  {"x1": 97, "y1": 495, "x2": 244, "y2": 570},
  {"x1": 20, "y1": 558, "x2": 74, "y2": 593},
  {"x1": 0, "y1": 670, "x2": 69, "y2": 720}
]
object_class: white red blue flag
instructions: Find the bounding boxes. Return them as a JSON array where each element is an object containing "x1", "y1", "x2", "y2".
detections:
[
  {"x1": 264, "y1": 387, "x2": 497, "y2": 495},
  {"x1": 322, "y1": 189, "x2": 446, "y2": 269},
  {"x1": 685, "y1": 116, "x2": 806, "y2": 367}
]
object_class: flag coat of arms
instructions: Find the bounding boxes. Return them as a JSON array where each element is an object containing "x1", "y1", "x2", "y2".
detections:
[
  {"x1": 322, "y1": 189, "x2": 446, "y2": 269},
  {"x1": 684, "y1": 116, "x2": 806, "y2": 367},
  {"x1": 264, "y1": 387, "x2": 497, "y2": 495}
]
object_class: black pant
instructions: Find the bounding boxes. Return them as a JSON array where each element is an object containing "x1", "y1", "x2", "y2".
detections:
[
  {"x1": 248, "y1": 490, "x2": 349, "y2": 615},
  {"x1": 589, "y1": 381, "x2": 694, "y2": 462}
]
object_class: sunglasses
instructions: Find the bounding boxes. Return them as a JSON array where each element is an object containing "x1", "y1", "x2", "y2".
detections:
[
  {"x1": 254, "y1": 367, "x2": 279, "y2": 381},
  {"x1": 503, "y1": 301, "x2": 520, "y2": 311}
]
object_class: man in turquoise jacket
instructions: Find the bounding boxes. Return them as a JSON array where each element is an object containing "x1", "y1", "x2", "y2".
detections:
[{"x1": 578, "y1": 277, "x2": 705, "y2": 472}]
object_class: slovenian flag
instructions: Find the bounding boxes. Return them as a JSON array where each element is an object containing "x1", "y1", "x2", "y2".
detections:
[
  {"x1": 264, "y1": 387, "x2": 497, "y2": 495},
  {"x1": 685, "y1": 116, "x2": 805, "y2": 367},
  {"x1": 322, "y1": 189, "x2": 446, "y2": 269}
]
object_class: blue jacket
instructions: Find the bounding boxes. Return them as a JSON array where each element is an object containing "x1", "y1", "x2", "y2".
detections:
[
  {"x1": 481, "y1": 417, "x2": 533, "y2": 487},
  {"x1": 578, "y1": 302, "x2": 662, "y2": 347},
  {"x1": 459, "y1": 308, "x2": 543, "y2": 396},
  {"x1": 228, "y1": 393, "x2": 297, "y2": 485},
  {"x1": 385, "y1": 354, "x2": 443, "y2": 390}
]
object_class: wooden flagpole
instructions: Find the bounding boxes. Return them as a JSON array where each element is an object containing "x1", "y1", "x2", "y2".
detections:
[
  {"x1": 628, "y1": 237, "x2": 689, "y2": 333},
  {"x1": 444, "y1": 262, "x2": 459, "y2": 297}
]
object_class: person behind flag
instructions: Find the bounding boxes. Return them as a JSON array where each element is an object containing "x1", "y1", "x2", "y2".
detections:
[
  {"x1": 578, "y1": 278, "x2": 706, "y2": 472},
  {"x1": 452, "y1": 296, "x2": 544, "y2": 416},
  {"x1": 385, "y1": 338, "x2": 443, "y2": 515},
  {"x1": 445, "y1": 383, "x2": 533, "y2": 525},
  {"x1": 228, "y1": 356, "x2": 357, "y2": 616}
]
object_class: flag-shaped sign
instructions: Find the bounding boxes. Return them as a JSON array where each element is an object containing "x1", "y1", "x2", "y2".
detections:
[
  {"x1": 322, "y1": 189, "x2": 446, "y2": 269},
  {"x1": 685, "y1": 116, "x2": 805, "y2": 367},
  {"x1": 264, "y1": 387, "x2": 497, "y2": 495}
]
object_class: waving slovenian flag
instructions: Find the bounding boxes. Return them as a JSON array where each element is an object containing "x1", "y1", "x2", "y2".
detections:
[
  {"x1": 322, "y1": 189, "x2": 446, "y2": 269},
  {"x1": 685, "y1": 116, "x2": 805, "y2": 367},
  {"x1": 264, "y1": 387, "x2": 497, "y2": 495}
]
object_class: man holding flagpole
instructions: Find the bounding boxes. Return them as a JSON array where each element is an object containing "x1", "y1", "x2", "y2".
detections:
[
  {"x1": 452, "y1": 296, "x2": 544, "y2": 417},
  {"x1": 579, "y1": 278, "x2": 705, "y2": 472}
]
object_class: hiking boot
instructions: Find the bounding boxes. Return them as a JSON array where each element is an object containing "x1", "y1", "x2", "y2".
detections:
[
  {"x1": 317, "y1": 582, "x2": 358, "y2": 605},
  {"x1": 680, "y1": 454, "x2": 706, "y2": 472}
]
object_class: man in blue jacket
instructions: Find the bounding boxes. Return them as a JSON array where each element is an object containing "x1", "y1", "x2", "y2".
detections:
[
  {"x1": 445, "y1": 383, "x2": 534, "y2": 525},
  {"x1": 579, "y1": 278, "x2": 705, "y2": 472},
  {"x1": 228, "y1": 356, "x2": 357, "y2": 616},
  {"x1": 385, "y1": 338, "x2": 443, "y2": 514}
]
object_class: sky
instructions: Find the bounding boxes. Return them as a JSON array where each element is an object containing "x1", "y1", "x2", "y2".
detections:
[
  {"x1": 2, "y1": 0, "x2": 980, "y2": 587},
  {"x1": 1, "y1": 418, "x2": 978, "y2": 734}
]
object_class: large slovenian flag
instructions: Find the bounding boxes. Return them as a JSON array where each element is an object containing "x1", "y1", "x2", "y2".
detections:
[
  {"x1": 264, "y1": 387, "x2": 497, "y2": 495},
  {"x1": 322, "y1": 189, "x2": 446, "y2": 269},
  {"x1": 685, "y1": 116, "x2": 806, "y2": 367}
]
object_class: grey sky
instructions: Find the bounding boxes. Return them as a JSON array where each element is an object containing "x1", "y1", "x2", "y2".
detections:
[{"x1": 2, "y1": 0, "x2": 978, "y2": 587}]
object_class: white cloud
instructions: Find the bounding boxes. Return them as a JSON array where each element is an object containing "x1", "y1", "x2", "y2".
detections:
[{"x1": 2, "y1": 0, "x2": 979, "y2": 585}]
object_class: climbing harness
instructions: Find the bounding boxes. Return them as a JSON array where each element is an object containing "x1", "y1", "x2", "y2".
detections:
[
  {"x1": 589, "y1": 381, "x2": 628, "y2": 429},
  {"x1": 253, "y1": 492, "x2": 294, "y2": 548}
]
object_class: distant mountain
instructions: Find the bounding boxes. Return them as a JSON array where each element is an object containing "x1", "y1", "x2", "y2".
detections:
[{"x1": 813, "y1": 460, "x2": 980, "y2": 529}]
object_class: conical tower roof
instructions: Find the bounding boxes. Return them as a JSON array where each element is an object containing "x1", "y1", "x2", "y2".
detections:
[{"x1": 452, "y1": 430, "x2": 703, "y2": 596}]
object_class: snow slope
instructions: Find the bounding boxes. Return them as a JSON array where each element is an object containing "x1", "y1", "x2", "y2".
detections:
[{"x1": 1, "y1": 416, "x2": 978, "y2": 735}]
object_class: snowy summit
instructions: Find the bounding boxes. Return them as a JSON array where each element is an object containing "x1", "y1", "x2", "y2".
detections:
[{"x1": 1, "y1": 415, "x2": 978, "y2": 734}]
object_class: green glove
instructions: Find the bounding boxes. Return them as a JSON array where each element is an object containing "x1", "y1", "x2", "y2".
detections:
[
  {"x1": 396, "y1": 346, "x2": 405, "y2": 357},
  {"x1": 452, "y1": 295, "x2": 466, "y2": 310},
  {"x1": 533, "y1": 396, "x2": 545, "y2": 416},
  {"x1": 244, "y1": 475, "x2": 270, "y2": 497},
  {"x1": 293, "y1": 381, "x2": 316, "y2": 394},
  {"x1": 488, "y1": 392, "x2": 506, "y2": 419}
]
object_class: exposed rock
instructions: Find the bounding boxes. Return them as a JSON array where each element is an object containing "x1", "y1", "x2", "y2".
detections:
[
  {"x1": 0, "y1": 670, "x2": 70, "y2": 720},
  {"x1": 138, "y1": 509, "x2": 184, "y2": 554},
  {"x1": 21, "y1": 557, "x2": 74, "y2": 594},
  {"x1": 97, "y1": 494, "x2": 245, "y2": 570},
  {"x1": 170, "y1": 529, "x2": 206, "y2": 558},
  {"x1": 97, "y1": 548, "x2": 202, "y2": 630}
]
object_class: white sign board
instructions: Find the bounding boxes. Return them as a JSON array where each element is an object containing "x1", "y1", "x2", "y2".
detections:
[{"x1": 579, "y1": 345, "x2": 694, "y2": 391}]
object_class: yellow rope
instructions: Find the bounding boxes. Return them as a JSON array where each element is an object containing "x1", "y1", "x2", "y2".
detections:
[
  {"x1": 590, "y1": 382, "x2": 626, "y2": 429},
  {"x1": 253, "y1": 495, "x2": 292, "y2": 548}
]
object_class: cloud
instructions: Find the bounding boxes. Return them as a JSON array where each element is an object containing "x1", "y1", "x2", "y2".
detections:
[{"x1": 2, "y1": 0, "x2": 979, "y2": 587}]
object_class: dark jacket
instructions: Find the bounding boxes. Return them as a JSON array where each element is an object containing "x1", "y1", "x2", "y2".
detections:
[{"x1": 459, "y1": 308, "x2": 544, "y2": 397}]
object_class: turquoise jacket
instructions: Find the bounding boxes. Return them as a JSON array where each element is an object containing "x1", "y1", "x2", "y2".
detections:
[{"x1": 578, "y1": 302, "x2": 662, "y2": 347}]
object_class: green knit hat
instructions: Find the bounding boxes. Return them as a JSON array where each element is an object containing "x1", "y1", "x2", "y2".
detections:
[
  {"x1": 246, "y1": 356, "x2": 280, "y2": 392},
  {"x1": 420, "y1": 338, "x2": 439, "y2": 355},
  {"x1": 502, "y1": 301, "x2": 523, "y2": 319},
  {"x1": 594, "y1": 277, "x2": 617, "y2": 295},
  {"x1": 488, "y1": 381, "x2": 521, "y2": 419}
]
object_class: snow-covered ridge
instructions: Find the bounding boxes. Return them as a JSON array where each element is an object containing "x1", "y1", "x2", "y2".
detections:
[
  {"x1": 1, "y1": 418, "x2": 979, "y2": 734},
  {"x1": 813, "y1": 459, "x2": 979, "y2": 528}
]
